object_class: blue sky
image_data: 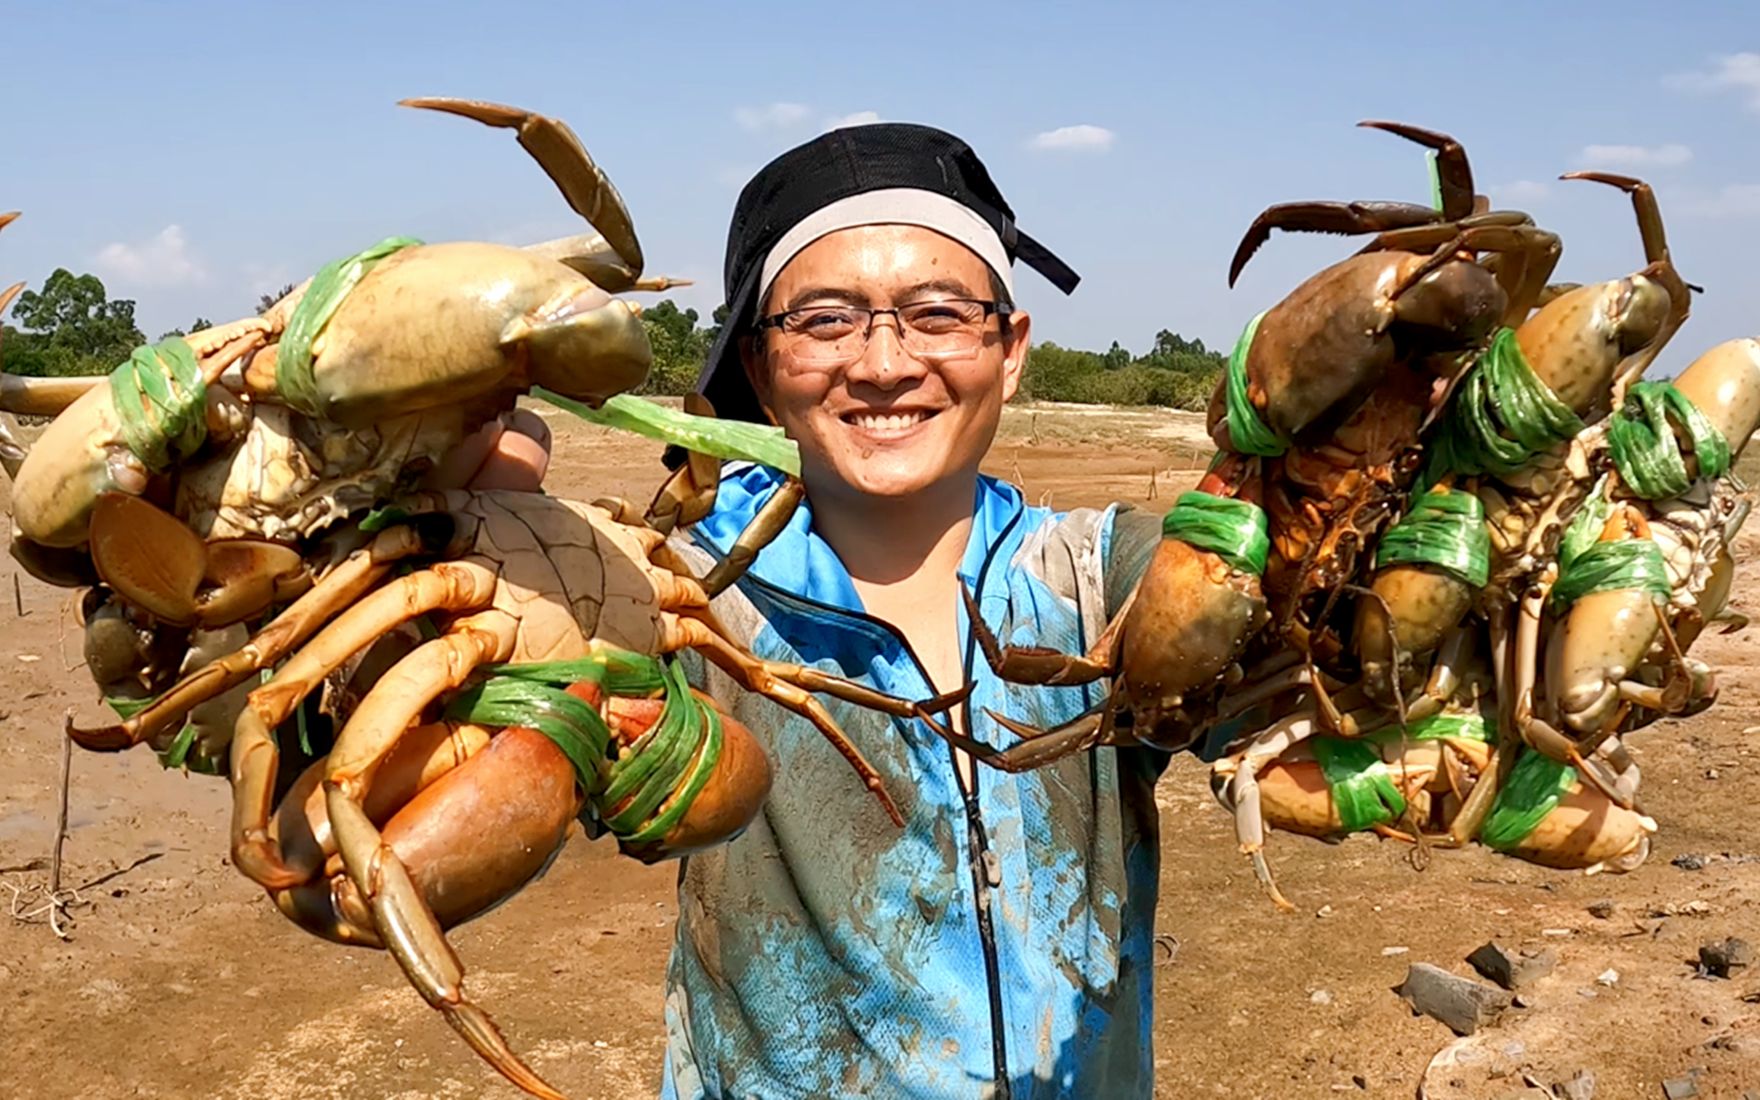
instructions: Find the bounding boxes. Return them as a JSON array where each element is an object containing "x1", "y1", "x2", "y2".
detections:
[{"x1": 4, "y1": 2, "x2": 1756, "y2": 376}]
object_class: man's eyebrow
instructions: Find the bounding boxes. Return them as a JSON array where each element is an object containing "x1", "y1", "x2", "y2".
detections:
[
  {"x1": 896, "y1": 277, "x2": 979, "y2": 301},
  {"x1": 782, "y1": 286, "x2": 871, "y2": 310}
]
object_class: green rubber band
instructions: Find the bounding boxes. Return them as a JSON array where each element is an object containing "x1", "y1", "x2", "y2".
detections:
[
  {"x1": 623, "y1": 701, "x2": 725, "y2": 844},
  {"x1": 445, "y1": 677, "x2": 614, "y2": 794},
  {"x1": 276, "y1": 236, "x2": 422, "y2": 415},
  {"x1": 480, "y1": 648, "x2": 667, "y2": 695},
  {"x1": 1607, "y1": 380, "x2": 1732, "y2": 500},
  {"x1": 1480, "y1": 750, "x2": 1576, "y2": 850},
  {"x1": 1557, "y1": 476, "x2": 1613, "y2": 577},
  {"x1": 156, "y1": 722, "x2": 199, "y2": 770},
  {"x1": 1222, "y1": 310, "x2": 1289, "y2": 457},
  {"x1": 1427, "y1": 327, "x2": 1586, "y2": 479},
  {"x1": 1550, "y1": 536, "x2": 1672, "y2": 612},
  {"x1": 1374, "y1": 487, "x2": 1490, "y2": 587},
  {"x1": 1364, "y1": 711, "x2": 1492, "y2": 744},
  {"x1": 603, "y1": 662, "x2": 705, "y2": 833},
  {"x1": 1311, "y1": 737, "x2": 1406, "y2": 833},
  {"x1": 1161, "y1": 491, "x2": 1270, "y2": 575},
  {"x1": 109, "y1": 336, "x2": 207, "y2": 471}
]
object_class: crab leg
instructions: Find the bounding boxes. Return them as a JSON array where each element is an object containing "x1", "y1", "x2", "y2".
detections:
[
  {"x1": 69, "y1": 522, "x2": 431, "y2": 751},
  {"x1": 231, "y1": 562, "x2": 502, "y2": 890},
  {"x1": 961, "y1": 580, "x2": 1129, "y2": 685},
  {"x1": 402, "y1": 96, "x2": 644, "y2": 291},
  {"x1": 698, "y1": 476, "x2": 807, "y2": 598},
  {"x1": 322, "y1": 608, "x2": 567, "y2": 1100},
  {"x1": 1212, "y1": 713, "x2": 1319, "y2": 913}
]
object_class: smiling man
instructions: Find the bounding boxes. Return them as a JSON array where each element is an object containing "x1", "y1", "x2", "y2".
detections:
[{"x1": 643, "y1": 123, "x2": 1175, "y2": 1099}]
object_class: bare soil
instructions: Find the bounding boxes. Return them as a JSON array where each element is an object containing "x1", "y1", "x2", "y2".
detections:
[{"x1": 3, "y1": 402, "x2": 1757, "y2": 1099}]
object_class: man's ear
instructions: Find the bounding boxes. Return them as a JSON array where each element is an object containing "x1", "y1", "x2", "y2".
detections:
[{"x1": 998, "y1": 309, "x2": 1032, "y2": 405}]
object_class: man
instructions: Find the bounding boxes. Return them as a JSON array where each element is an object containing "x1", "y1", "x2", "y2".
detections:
[{"x1": 642, "y1": 123, "x2": 1174, "y2": 1099}]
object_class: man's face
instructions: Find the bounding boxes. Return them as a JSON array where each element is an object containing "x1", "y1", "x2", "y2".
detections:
[{"x1": 742, "y1": 224, "x2": 1032, "y2": 506}]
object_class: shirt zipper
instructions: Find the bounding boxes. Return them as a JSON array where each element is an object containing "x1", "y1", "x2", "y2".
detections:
[{"x1": 694, "y1": 507, "x2": 1022, "y2": 1094}]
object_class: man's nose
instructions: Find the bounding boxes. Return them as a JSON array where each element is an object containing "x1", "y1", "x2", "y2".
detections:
[{"x1": 844, "y1": 314, "x2": 927, "y2": 390}]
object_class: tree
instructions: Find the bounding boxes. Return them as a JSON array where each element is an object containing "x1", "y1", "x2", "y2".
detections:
[
  {"x1": 4, "y1": 269, "x2": 145, "y2": 376},
  {"x1": 158, "y1": 317, "x2": 213, "y2": 341},
  {"x1": 257, "y1": 283, "x2": 297, "y2": 315},
  {"x1": 636, "y1": 299, "x2": 712, "y2": 396}
]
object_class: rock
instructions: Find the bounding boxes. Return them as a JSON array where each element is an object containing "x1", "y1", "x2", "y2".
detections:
[
  {"x1": 1383, "y1": 946, "x2": 1409, "y2": 956},
  {"x1": 1310, "y1": 989, "x2": 1334, "y2": 1006},
  {"x1": 1662, "y1": 1077, "x2": 1698, "y2": 1099},
  {"x1": 1468, "y1": 942, "x2": 1559, "y2": 991},
  {"x1": 1674, "y1": 853, "x2": 1709, "y2": 871},
  {"x1": 1587, "y1": 899, "x2": 1616, "y2": 919},
  {"x1": 1395, "y1": 963, "x2": 1513, "y2": 1035},
  {"x1": 1595, "y1": 969, "x2": 1620, "y2": 987},
  {"x1": 1699, "y1": 938, "x2": 1754, "y2": 978},
  {"x1": 1554, "y1": 1068, "x2": 1595, "y2": 1100}
]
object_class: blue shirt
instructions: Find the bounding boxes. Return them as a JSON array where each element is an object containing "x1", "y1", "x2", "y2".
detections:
[{"x1": 659, "y1": 464, "x2": 1169, "y2": 1099}]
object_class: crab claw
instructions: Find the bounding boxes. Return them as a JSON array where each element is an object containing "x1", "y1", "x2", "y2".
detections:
[
  {"x1": 1356, "y1": 120, "x2": 1477, "y2": 219},
  {"x1": 400, "y1": 96, "x2": 645, "y2": 290},
  {"x1": 1227, "y1": 201, "x2": 1442, "y2": 287},
  {"x1": 89, "y1": 492, "x2": 312, "y2": 629}
]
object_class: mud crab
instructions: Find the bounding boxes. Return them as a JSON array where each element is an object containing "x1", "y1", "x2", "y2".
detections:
[
  {"x1": 4, "y1": 96, "x2": 665, "y2": 570},
  {"x1": 67, "y1": 488, "x2": 955, "y2": 1099}
]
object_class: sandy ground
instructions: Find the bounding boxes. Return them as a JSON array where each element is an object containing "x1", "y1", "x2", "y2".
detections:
[{"x1": 3, "y1": 401, "x2": 1758, "y2": 1099}]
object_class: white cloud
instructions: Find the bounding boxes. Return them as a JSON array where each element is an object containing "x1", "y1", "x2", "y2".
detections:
[
  {"x1": 93, "y1": 225, "x2": 207, "y2": 286},
  {"x1": 1681, "y1": 183, "x2": 1760, "y2": 218},
  {"x1": 825, "y1": 110, "x2": 881, "y2": 130},
  {"x1": 734, "y1": 102, "x2": 811, "y2": 132},
  {"x1": 1028, "y1": 124, "x2": 1116, "y2": 153},
  {"x1": 1579, "y1": 143, "x2": 1693, "y2": 168},
  {"x1": 1665, "y1": 52, "x2": 1760, "y2": 113},
  {"x1": 1494, "y1": 179, "x2": 1551, "y2": 203}
]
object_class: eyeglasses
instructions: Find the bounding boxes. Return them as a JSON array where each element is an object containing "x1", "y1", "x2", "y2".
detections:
[{"x1": 753, "y1": 298, "x2": 1008, "y2": 368}]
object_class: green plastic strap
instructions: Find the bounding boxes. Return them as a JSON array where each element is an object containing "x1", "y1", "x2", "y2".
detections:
[
  {"x1": 1364, "y1": 711, "x2": 1492, "y2": 744},
  {"x1": 1480, "y1": 750, "x2": 1576, "y2": 850},
  {"x1": 1607, "y1": 380, "x2": 1732, "y2": 500},
  {"x1": 1311, "y1": 737, "x2": 1406, "y2": 833},
  {"x1": 602, "y1": 661, "x2": 707, "y2": 833},
  {"x1": 276, "y1": 236, "x2": 422, "y2": 415},
  {"x1": 535, "y1": 388, "x2": 802, "y2": 477},
  {"x1": 1550, "y1": 536, "x2": 1671, "y2": 612},
  {"x1": 1426, "y1": 151, "x2": 1443, "y2": 213},
  {"x1": 1161, "y1": 491, "x2": 1269, "y2": 575},
  {"x1": 1557, "y1": 476, "x2": 1612, "y2": 577},
  {"x1": 445, "y1": 677, "x2": 613, "y2": 794},
  {"x1": 1427, "y1": 327, "x2": 1586, "y2": 479},
  {"x1": 1221, "y1": 310, "x2": 1289, "y2": 457},
  {"x1": 156, "y1": 722, "x2": 199, "y2": 770},
  {"x1": 1374, "y1": 487, "x2": 1490, "y2": 587},
  {"x1": 105, "y1": 694, "x2": 153, "y2": 720},
  {"x1": 109, "y1": 336, "x2": 207, "y2": 471},
  {"x1": 479, "y1": 648, "x2": 667, "y2": 695},
  {"x1": 623, "y1": 701, "x2": 724, "y2": 844}
]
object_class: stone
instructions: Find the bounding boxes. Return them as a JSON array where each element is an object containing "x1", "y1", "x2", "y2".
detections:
[
  {"x1": 1662, "y1": 1077, "x2": 1699, "y2": 1099},
  {"x1": 1310, "y1": 989, "x2": 1334, "y2": 1006},
  {"x1": 1674, "y1": 853, "x2": 1709, "y2": 871},
  {"x1": 1587, "y1": 899, "x2": 1616, "y2": 919},
  {"x1": 1395, "y1": 963, "x2": 1513, "y2": 1035},
  {"x1": 1595, "y1": 969, "x2": 1620, "y2": 987},
  {"x1": 1554, "y1": 1068, "x2": 1595, "y2": 1100},
  {"x1": 1468, "y1": 942, "x2": 1559, "y2": 991},
  {"x1": 1699, "y1": 938, "x2": 1754, "y2": 978}
]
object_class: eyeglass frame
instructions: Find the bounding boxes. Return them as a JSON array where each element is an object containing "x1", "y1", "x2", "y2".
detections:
[{"x1": 749, "y1": 297, "x2": 1013, "y2": 364}]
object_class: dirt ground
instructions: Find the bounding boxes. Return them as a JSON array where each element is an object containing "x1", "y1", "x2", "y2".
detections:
[{"x1": 3, "y1": 401, "x2": 1758, "y2": 1099}]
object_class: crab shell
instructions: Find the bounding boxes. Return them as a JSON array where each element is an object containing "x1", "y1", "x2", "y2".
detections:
[
  {"x1": 1514, "y1": 274, "x2": 1673, "y2": 422},
  {"x1": 285, "y1": 241, "x2": 650, "y2": 429},
  {"x1": 1672, "y1": 337, "x2": 1760, "y2": 466},
  {"x1": 1493, "y1": 777, "x2": 1655, "y2": 872}
]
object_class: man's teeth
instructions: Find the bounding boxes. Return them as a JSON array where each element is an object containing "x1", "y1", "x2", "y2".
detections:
[{"x1": 850, "y1": 411, "x2": 928, "y2": 431}]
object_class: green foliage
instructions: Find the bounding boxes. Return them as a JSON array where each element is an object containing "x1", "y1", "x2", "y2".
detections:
[
  {"x1": 1019, "y1": 328, "x2": 1224, "y2": 410},
  {"x1": 2, "y1": 269, "x2": 146, "y2": 377},
  {"x1": 637, "y1": 299, "x2": 713, "y2": 396},
  {"x1": 257, "y1": 283, "x2": 297, "y2": 315},
  {"x1": 158, "y1": 317, "x2": 213, "y2": 341}
]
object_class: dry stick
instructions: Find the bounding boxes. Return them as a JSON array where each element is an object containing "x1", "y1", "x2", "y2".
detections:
[
  {"x1": 50, "y1": 725, "x2": 70, "y2": 897},
  {"x1": 13, "y1": 571, "x2": 23, "y2": 617}
]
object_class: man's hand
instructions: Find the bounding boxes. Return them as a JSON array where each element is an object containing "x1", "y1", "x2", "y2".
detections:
[{"x1": 424, "y1": 408, "x2": 553, "y2": 492}]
